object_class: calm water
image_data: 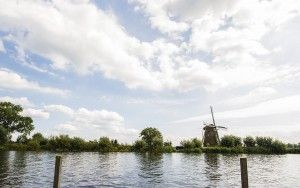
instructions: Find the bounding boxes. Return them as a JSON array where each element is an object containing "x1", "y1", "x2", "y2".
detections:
[{"x1": 0, "y1": 152, "x2": 299, "y2": 188}]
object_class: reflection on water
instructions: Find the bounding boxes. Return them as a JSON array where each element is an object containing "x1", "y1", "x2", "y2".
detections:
[
  {"x1": 204, "y1": 153, "x2": 221, "y2": 186},
  {"x1": 136, "y1": 153, "x2": 164, "y2": 186},
  {"x1": 0, "y1": 151, "x2": 300, "y2": 188},
  {"x1": 0, "y1": 152, "x2": 9, "y2": 186}
]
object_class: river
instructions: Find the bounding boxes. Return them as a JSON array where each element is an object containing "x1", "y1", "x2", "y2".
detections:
[{"x1": 0, "y1": 151, "x2": 299, "y2": 187}]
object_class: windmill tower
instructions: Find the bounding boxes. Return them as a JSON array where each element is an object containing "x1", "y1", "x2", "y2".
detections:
[{"x1": 202, "y1": 106, "x2": 227, "y2": 147}]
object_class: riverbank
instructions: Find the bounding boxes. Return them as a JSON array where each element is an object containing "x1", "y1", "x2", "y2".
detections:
[{"x1": 1, "y1": 143, "x2": 300, "y2": 154}]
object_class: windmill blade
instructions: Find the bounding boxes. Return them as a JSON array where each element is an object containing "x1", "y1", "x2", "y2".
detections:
[{"x1": 216, "y1": 126, "x2": 227, "y2": 129}]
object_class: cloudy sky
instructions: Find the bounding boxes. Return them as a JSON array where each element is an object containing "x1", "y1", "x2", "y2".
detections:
[{"x1": 0, "y1": 0, "x2": 300, "y2": 144}]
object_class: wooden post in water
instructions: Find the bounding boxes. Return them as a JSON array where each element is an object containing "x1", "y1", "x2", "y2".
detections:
[
  {"x1": 53, "y1": 155, "x2": 62, "y2": 188},
  {"x1": 240, "y1": 158, "x2": 248, "y2": 188}
]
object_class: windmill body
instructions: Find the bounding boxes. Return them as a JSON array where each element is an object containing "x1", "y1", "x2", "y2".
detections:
[
  {"x1": 202, "y1": 106, "x2": 227, "y2": 147},
  {"x1": 203, "y1": 124, "x2": 220, "y2": 146}
]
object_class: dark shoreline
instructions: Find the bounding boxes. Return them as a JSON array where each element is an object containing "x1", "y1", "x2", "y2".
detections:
[{"x1": 1, "y1": 144, "x2": 300, "y2": 154}]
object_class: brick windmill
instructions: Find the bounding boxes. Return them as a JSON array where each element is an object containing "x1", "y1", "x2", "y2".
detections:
[{"x1": 202, "y1": 106, "x2": 227, "y2": 147}]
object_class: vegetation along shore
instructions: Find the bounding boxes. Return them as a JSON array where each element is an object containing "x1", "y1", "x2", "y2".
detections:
[{"x1": 0, "y1": 102, "x2": 299, "y2": 154}]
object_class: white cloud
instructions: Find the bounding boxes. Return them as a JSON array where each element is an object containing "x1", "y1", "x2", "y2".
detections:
[
  {"x1": 0, "y1": 0, "x2": 229, "y2": 91},
  {"x1": 0, "y1": 96, "x2": 34, "y2": 107},
  {"x1": 51, "y1": 106, "x2": 138, "y2": 141},
  {"x1": 0, "y1": 39, "x2": 5, "y2": 52},
  {"x1": 131, "y1": 0, "x2": 300, "y2": 90},
  {"x1": 0, "y1": 0, "x2": 299, "y2": 93},
  {"x1": 0, "y1": 0, "x2": 161, "y2": 90},
  {"x1": 44, "y1": 104, "x2": 74, "y2": 116},
  {"x1": 130, "y1": 0, "x2": 189, "y2": 36},
  {"x1": 172, "y1": 94, "x2": 300, "y2": 124},
  {"x1": 22, "y1": 108, "x2": 49, "y2": 119},
  {"x1": 56, "y1": 123, "x2": 78, "y2": 132},
  {"x1": 223, "y1": 87, "x2": 278, "y2": 107},
  {"x1": 73, "y1": 108, "x2": 124, "y2": 128},
  {"x1": 0, "y1": 68, "x2": 68, "y2": 95}
]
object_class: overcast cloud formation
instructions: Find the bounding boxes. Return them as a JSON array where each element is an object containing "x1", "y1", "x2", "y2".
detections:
[{"x1": 0, "y1": 0, "x2": 299, "y2": 144}]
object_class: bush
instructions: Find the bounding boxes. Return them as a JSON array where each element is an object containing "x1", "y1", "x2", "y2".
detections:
[
  {"x1": 220, "y1": 135, "x2": 242, "y2": 148},
  {"x1": 270, "y1": 140, "x2": 286, "y2": 154},
  {"x1": 7, "y1": 143, "x2": 28, "y2": 150},
  {"x1": 70, "y1": 137, "x2": 86, "y2": 151},
  {"x1": 244, "y1": 146, "x2": 270, "y2": 154},
  {"x1": 0, "y1": 145, "x2": 7, "y2": 151},
  {"x1": 243, "y1": 136, "x2": 256, "y2": 147},
  {"x1": 27, "y1": 140, "x2": 40, "y2": 150},
  {"x1": 140, "y1": 127, "x2": 163, "y2": 152},
  {"x1": 0, "y1": 126, "x2": 9, "y2": 144},
  {"x1": 47, "y1": 135, "x2": 72, "y2": 151},
  {"x1": 99, "y1": 137, "x2": 113, "y2": 152},
  {"x1": 163, "y1": 145, "x2": 175, "y2": 153},
  {"x1": 192, "y1": 138, "x2": 202, "y2": 148},
  {"x1": 180, "y1": 140, "x2": 195, "y2": 150},
  {"x1": 132, "y1": 140, "x2": 146, "y2": 152},
  {"x1": 202, "y1": 147, "x2": 243, "y2": 154},
  {"x1": 256, "y1": 137, "x2": 273, "y2": 148},
  {"x1": 180, "y1": 138, "x2": 202, "y2": 153},
  {"x1": 164, "y1": 141, "x2": 172, "y2": 147},
  {"x1": 85, "y1": 140, "x2": 99, "y2": 151},
  {"x1": 32, "y1": 133, "x2": 48, "y2": 146},
  {"x1": 16, "y1": 134, "x2": 29, "y2": 144}
]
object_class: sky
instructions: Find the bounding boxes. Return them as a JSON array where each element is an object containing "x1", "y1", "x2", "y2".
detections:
[{"x1": 0, "y1": 0, "x2": 300, "y2": 144}]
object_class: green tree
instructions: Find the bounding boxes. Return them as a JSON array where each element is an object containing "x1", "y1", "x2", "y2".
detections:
[
  {"x1": 192, "y1": 138, "x2": 202, "y2": 148},
  {"x1": 243, "y1": 136, "x2": 256, "y2": 147},
  {"x1": 133, "y1": 140, "x2": 146, "y2": 152},
  {"x1": 16, "y1": 134, "x2": 28, "y2": 144},
  {"x1": 99, "y1": 137, "x2": 113, "y2": 152},
  {"x1": 47, "y1": 135, "x2": 72, "y2": 151},
  {"x1": 140, "y1": 127, "x2": 163, "y2": 152},
  {"x1": 27, "y1": 139, "x2": 40, "y2": 150},
  {"x1": 180, "y1": 140, "x2": 195, "y2": 149},
  {"x1": 32, "y1": 132, "x2": 48, "y2": 146},
  {"x1": 270, "y1": 140, "x2": 286, "y2": 154},
  {"x1": 180, "y1": 138, "x2": 202, "y2": 153},
  {"x1": 0, "y1": 102, "x2": 34, "y2": 139},
  {"x1": 221, "y1": 135, "x2": 242, "y2": 147},
  {"x1": 163, "y1": 141, "x2": 174, "y2": 153},
  {"x1": 70, "y1": 137, "x2": 86, "y2": 151},
  {"x1": 0, "y1": 125, "x2": 9, "y2": 144},
  {"x1": 256, "y1": 137, "x2": 273, "y2": 148}
]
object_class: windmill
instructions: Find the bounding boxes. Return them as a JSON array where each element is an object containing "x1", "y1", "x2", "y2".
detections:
[{"x1": 202, "y1": 106, "x2": 227, "y2": 147}]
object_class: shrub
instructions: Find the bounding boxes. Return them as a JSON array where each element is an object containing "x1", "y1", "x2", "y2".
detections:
[
  {"x1": 99, "y1": 137, "x2": 113, "y2": 152},
  {"x1": 47, "y1": 135, "x2": 72, "y2": 151},
  {"x1": 256, "y1": 137, "x2": 273, "y2": 148},
  {"x1": 132, "y1": 140, "x2": 146, "y2": 152},
  {"x1": 270, "y1": 140, "x2": 286, "y2": 154},
  {"x1": 243, "y1": 136, "x2": 256, "y2": 147},
  {"x1": 163, "y1": 145, "x2": 175, "y2": 153},
  {"x1": 7, "y1": 143, "x2": 28, "y2": 150},
  {"x1": 192, "y1": 138, "x2": 202, "y2": 148},
  {"x1": 180, "y1": 138, "x2": 202, "y2": 153},
  {"x1": 164, "y1": 141, "x2": 172, "y2": 147},
  {"x1": 85, "y1": 140, "x2": 99, "y2": 151},
  {"x1": 0, "y1": 126, "x2": 9, "y2": 144},
  {"x1": 163, "y1": 140, "x2": 175, "y2": 153},
  {"x1": 220, "y1": 135, "x2": 242, "y2": 148},
  {"x1": 27, "y1": 140, "x2": 40, "y2": 150},
  {"x1": 180, "y1": 140, "x2": 195, "y2": 150},
  {"x1": 16, "y1": 134, "x2": 29, "y2": 144},
  {"x1": 140, "y1": 127, "x2": 163, "y2": 152},
  {"x1": 70, "y1": 137, "x2": 86, "y2": 151}
]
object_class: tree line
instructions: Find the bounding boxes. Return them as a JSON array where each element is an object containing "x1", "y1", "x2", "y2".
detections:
[{"x1": 0, "y1": 101, "x2": 299, "y2": 154}]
